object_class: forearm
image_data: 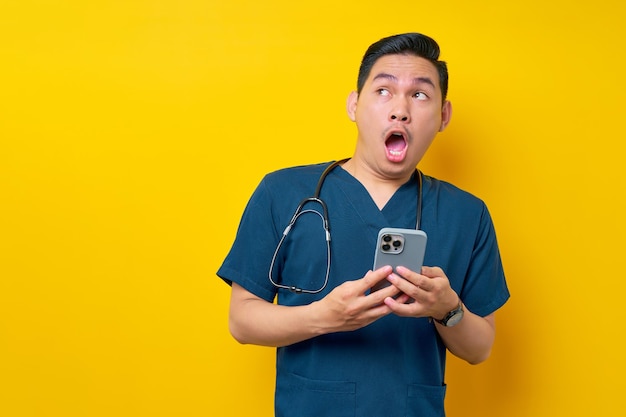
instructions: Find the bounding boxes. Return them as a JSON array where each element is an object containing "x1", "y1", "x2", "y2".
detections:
[
  {"x1": 435, "y1": 307, "x2": 496, "y2": 365},
  {"x1": 229, "y1": 283, "x2": 326, "y2": 347},
  {"x1": 228, "y1": 269, "x2": 398, "y2": 347}
]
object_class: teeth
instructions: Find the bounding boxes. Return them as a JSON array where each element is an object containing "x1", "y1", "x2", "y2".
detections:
[{"x1": 389, "y1": 150, "x2": 402, "y2": 156}]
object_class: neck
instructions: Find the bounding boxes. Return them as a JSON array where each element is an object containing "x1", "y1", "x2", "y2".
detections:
[{"x1": 342, "y1": 158, "x2": 411, "y2": 210}]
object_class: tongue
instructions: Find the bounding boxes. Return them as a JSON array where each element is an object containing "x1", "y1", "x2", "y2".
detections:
[{"x1": 386, "y1": 135, "x2": 406, "y2": 151}]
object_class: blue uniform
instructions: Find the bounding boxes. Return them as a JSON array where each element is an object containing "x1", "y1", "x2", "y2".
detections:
[{"x1": 218, "y1": 162, "x2": 509, "y2": 417}]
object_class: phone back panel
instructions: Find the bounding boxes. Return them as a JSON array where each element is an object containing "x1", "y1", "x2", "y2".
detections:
[{"x1": 373, "y1": 227, "x2": 427, "y2": 276}]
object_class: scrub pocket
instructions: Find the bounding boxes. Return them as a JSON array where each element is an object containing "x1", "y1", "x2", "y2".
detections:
[
  {"x1": 406, "y1": 383, "x2": 447, "y2": 417},
  {"x1": 275, "y1": 371, "x2": 356, "y2": 417}
]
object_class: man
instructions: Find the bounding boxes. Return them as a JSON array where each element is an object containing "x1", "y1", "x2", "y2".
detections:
[{"x1": 218, "y1": 33, "x2": 509, "y2": 416}]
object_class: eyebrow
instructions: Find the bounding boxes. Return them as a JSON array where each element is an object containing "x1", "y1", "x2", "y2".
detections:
[{"x1": 372, "y1": 73, "x2": 436, "y2": 88}]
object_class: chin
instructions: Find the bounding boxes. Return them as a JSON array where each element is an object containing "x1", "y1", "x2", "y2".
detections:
[{"x1": 380, "y1": 161, "x2": 414, "y2": 178}]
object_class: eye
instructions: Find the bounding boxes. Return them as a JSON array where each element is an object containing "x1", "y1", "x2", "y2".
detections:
[
  {"x1": 414, "y1": 92, "x2": 428, "y2": 100},
  {"x1": 377, "y1": 88, "x2": 390, "y2": 96}
]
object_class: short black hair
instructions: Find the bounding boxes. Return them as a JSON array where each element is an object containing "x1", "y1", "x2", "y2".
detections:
[{"x1": 357, "y1": 33, "x2": 448, "y2": 102}]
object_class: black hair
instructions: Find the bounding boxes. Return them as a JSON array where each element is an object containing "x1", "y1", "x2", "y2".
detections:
[{"x1": 357, "y1": 33, "x2": 448, "y2": 102}]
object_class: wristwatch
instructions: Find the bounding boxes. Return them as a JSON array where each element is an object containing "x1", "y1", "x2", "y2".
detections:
[{"x1": 434, "y1": 300, "x2": 464, "y2": 327}]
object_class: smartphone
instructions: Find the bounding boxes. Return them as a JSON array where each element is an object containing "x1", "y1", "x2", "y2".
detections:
[{"x1": 371, "y1": 228, "x2": 427, "y2": 292}]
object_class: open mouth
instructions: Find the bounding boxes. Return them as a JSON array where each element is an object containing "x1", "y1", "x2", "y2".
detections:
[{"x1": 385, "y1": 132, "x2": 407, "y2": 161}]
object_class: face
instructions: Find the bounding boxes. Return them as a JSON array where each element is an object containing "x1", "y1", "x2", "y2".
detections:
[{"x1": 347, "y1": 54, "x2": 452, "y2": 181}]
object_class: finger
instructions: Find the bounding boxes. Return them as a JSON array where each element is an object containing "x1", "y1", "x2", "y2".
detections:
[
  {"x1": 360, "y1": 266, "x2": 393, "y2": 291},
  {"x1": 394, "y1": 266, "x2": 421, "y2": 284},
  {"x1": 383, "y1": 296, "x2": 422, "y2": 317},
  {"x1": 390, "y1": 273, "x2": 439, "y2": 305},
  {"x1": 367, "y1": 280, "x2": 402, "y2": 304},
  {"x1": 419, "y1": 265, "x2": 444, "y2": 278},
  {"x1": 365, "y1": 301, "x2": 395, "y2": 319},
  {"x1": 397, "y1": 266, "x2": 441, "y2": 292},
  {"x1": 394, "y1": 293, "x2": 412, "y2": 304},
  {"x1": 389, "y1": 270, "x2": 429, "y2": 293}
]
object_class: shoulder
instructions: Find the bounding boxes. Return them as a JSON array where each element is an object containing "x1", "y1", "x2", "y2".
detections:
[
  {"x1": 265, "y1": 162, "x2": 331, "y2": 180},
  {"x1": 247, "y1": 161, "x2": 337, "y2": 208},
  {"x1": 261, "y1": 161, "x2": 334, "y2": 190},
  {"x1": 423, "y1": 174, "x2": 486, "y2": 210}
]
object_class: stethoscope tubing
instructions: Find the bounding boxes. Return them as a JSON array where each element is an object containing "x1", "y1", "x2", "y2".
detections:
[{"x1": 268, "y1": 158, "x2": 422, "y2": 294}]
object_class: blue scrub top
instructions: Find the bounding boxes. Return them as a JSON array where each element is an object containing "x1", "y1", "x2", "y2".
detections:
[{"x1": 218, "y1": 162, "x2": 509, "y2": 417}]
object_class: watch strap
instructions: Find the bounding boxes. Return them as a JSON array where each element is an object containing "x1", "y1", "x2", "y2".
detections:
[{"x1": 434, "y1": 299, "x2": 464, "y2": 326}]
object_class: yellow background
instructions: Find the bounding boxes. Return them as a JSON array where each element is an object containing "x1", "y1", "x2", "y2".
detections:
[{"x1": 1, "y1": 1, "x2": 625, "y2": 416}]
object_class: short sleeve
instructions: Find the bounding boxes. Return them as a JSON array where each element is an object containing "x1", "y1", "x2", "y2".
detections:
[
  {"x1": 217, "y1": 178, "x2": 280, "y2": 302},
  {"x1": 460, "y1": 203, "x2": 510, "y2": 317}
]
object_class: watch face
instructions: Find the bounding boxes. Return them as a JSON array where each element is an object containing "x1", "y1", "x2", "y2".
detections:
[{"x1": 446, "y1": 311, "x2": 464, "y2": 327}]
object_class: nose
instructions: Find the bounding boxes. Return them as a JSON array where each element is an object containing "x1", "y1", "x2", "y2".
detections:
[
  {"x1": 390, "y1": 113, "x2": 409, "y2": 122},
  {"x1": 389, "y1": 100, "x2": 410, "y2": 123}
]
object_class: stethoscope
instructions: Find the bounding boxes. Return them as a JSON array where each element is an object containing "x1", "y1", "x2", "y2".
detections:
[{"x1": 268, "y1": 158, "x2": 423, "y2": 294}]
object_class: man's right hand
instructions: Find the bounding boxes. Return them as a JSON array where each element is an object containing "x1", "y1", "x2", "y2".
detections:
[
  {"x1": 229, "y1": 265, "x2": 399, "y2": 347},
  {"x1": 312, "y1": 265, "x2": 400, "y2": 333}
]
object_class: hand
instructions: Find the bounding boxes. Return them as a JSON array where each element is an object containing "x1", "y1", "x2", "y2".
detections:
[
  {"x1": 314, "y1": 265, "x2": 402, "y2": 333},
  {"x1": 383, "y1": 265, "x2": 459, "y2": 320}
]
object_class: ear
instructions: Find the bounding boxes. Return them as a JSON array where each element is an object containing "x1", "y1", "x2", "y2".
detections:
[
  {"x1": 346, "y1": 91, "x2": 358, "y2": 122},
  {"x1": 439, "y1": 100, "x2": 452, "y2": 132}
]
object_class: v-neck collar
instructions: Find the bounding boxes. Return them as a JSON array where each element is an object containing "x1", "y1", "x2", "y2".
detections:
[{"x1": 332, "y1": 167, "x2": 421, "y2": 229}]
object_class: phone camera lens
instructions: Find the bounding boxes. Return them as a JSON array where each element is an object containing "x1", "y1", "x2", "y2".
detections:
[
  {"x1": 382, "y1": 244, "x2": 391, "y2": 251},
  {"x1": 392, "y1": 240, "x2": 402, "y2": 248},
  {"x1": 383, "y1": 235, "x2": 392, "y2": 242}
]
